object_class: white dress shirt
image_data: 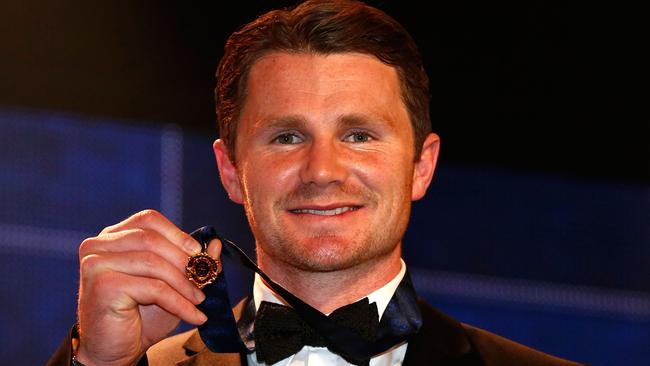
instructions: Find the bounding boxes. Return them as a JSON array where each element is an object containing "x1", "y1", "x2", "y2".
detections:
[{"x1": 247, "y1": 260, "x2": 409, "y2": 366}]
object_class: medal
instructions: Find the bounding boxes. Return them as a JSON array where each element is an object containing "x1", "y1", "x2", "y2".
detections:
[{"x1": 186, "y1": 241, "x2": 221, "y2": 289}]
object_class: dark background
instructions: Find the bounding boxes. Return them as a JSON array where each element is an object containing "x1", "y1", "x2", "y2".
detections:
[{"x1": 0, "y1": 1, "x2": 645, "y2": 183}]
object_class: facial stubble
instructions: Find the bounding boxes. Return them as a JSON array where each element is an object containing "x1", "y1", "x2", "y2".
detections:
[{"x1": 247, "y1": 181, "x2": 412, "y2": 273}]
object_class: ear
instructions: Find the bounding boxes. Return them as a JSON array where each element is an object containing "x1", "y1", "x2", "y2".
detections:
[
  {"x1": 411, "y1": 133, "x2": 440, "y2": 201},
  {"x1": 213, "y1": 139, "x2": 243, "y2": 204}
]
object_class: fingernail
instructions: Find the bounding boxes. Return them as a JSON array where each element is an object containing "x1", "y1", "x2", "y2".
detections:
[
  {"x1": 197, "y1": 311, "x2": 208, "y2": 324},
  {"x1": 185, "y1": 240, "x2": 201, "y2": 255},
  {"x1": 194, "y1": 288, "x2": 206, "y2": 304}
]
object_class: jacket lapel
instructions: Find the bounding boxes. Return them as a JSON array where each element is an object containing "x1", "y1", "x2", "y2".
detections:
[{"x1": 403, "y1": 300, "x2": 482, "y2": 366}]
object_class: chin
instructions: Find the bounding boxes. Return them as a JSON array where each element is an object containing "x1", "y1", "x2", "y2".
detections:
[
  {"x1": 290, "y1": 253, "x2": 364, "y2": 273},
  {"x1": 291, "y1": 236, "x2": 360, "y2": 271},
  {"x1": 276, "y1": 235, "x2": 394, "y2": 273},
  {"x1": 257, "y1": 234, "x2": 352, "y2": 271}
]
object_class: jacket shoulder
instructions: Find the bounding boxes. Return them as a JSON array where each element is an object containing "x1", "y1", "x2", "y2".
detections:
[
  {"x1": 462, "y1": 324, "x2": 585, "y2": 366},
  {"x1": 146, "y1": 329, "x2": 200, "y2": 365}
]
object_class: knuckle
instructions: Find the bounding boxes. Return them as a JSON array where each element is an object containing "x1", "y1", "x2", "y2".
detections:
[
  {"x1": 135, "y1": 229, "x2": 155, "y2": 248},
  {"x1": 139, "y1": 251, "x2": 158, "y2": 269},
  {"x1": 80, "y1": 254, "x2": 104, "y2": 277},
  {"x1": 182, "y1": 234, "x2": 199, "y2": 250},
  {"x1": 80, "y1": 258, "x2": 126, "y2": 300},
  {"x1": 78, "y1": 237, "x2": 97, "y2": 257},
  {"x1": 98, "y1": 223, "x2": 116, "y2": 235},
  {"x1": 151, "y1": 278, "x2": 168, "y2": 293},
  {"x1": 137, "y1": 209, "x2": 161, "y2": 223}
]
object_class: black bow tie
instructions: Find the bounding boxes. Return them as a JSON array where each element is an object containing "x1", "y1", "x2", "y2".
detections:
[{"x1": 254, "y1": 299, "x2": 379, "y2": 365}]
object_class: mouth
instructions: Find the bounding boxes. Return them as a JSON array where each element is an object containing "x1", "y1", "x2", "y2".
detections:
[{"x1": 289, "y1": 205, "x2": 361, "y2": 216}]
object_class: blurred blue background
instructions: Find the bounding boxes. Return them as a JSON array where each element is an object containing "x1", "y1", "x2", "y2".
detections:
[{"x1": 0, "y1": 1, "x2": 646, "y2": 365}]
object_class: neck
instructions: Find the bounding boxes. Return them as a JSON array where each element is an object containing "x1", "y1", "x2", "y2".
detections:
[{"x1": 257, "y1": 245, "x2": 403, "y2": 314}]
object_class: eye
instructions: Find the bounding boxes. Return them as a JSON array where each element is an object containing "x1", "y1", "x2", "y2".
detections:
[
  {"x1": 344, "y1": 131, "x2": 372, "y2": 143},
  {"x1": 273, "y1": 133, "x2": 303, "y2": 144}
]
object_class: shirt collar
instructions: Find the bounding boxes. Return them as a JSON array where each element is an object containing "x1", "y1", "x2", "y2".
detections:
[{"x1": 252, "y1": 259, "x2": 407, "y2": 320}]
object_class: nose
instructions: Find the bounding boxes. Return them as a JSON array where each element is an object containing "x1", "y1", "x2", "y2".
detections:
[{"x1": 299, "y1": 139, "x2": 348, "y2": 186}]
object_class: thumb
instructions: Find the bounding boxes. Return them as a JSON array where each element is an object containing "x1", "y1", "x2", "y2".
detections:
[{"x1": 206, "y1": 238, "x2": 223, "y2": 260}]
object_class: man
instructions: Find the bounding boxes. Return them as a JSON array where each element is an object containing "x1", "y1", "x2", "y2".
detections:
[{"x1": 48, "y1": 1, "x2": 584, "y2": 365}]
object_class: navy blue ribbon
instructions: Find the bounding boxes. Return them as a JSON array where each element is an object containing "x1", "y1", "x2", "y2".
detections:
[
  {"x1": 190, "y1": 226, "x2": 422, "y2": 364},
  {"x1": 191, "y1": 227, "x2": 245, "y2": 352}
]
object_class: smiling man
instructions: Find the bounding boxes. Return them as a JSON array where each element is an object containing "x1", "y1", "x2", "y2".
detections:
[
  {"x1": 48, "y1": 1, "x2": 584, "y2": 365},
  {"x1": 215, "y1": 52, "x2": 432, "y2": 313}
]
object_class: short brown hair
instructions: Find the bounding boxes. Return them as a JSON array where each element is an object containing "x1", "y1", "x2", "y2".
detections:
[{"x1": 216, "y1": 0, "x2": 431, "y2": 161}]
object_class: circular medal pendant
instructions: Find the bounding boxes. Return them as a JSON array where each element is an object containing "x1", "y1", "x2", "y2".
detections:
[{"x1": 186, "y1": 250, "x2": 221, "y2": 289}]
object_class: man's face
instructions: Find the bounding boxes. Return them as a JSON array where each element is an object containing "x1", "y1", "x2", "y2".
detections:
[{"x1": 215, "y1": 52, "x2": 437, "y2": 273}]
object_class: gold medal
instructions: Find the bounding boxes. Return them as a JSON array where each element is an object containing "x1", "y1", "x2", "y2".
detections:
[{"x1": 186, "y1": 243, "x2": 221, "y2": 289}]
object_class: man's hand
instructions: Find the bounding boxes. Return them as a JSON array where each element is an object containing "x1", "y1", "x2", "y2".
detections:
[{"x1": 75, "y1": 209, "x2": 220, "y2": 366}]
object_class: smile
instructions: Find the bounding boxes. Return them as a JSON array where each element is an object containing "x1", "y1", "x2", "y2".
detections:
[{"x1": 290, "y1": 206, "x2": 360, "y2": 216}]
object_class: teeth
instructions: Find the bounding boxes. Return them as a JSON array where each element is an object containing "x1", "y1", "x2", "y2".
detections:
[{"x1": 292, "y1": 206, "x2": 357, "y2": 216}]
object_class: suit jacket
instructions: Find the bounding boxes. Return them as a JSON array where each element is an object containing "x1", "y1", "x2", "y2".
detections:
[{"x1": 48, "y1": 298, "x2": 585, "y2": 366}]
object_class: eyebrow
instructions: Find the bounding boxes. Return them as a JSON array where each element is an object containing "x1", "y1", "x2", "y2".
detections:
[
  {"x1": 336, "y1": 113, "x2": 391, "y2": 129},
  {"x1": 255, "y1": 115, "x2": 308, "y2": 131},
  {"x1": 257, "y1": 113, "x2": 392, "y2": 130}
]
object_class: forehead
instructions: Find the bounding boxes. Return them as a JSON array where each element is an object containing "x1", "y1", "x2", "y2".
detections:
[
  {"x1": 238, "y1": 51, "x2": 409, "y2": 133},
  {"x1": 248, "y1": 51, "x2": 400, "y2": 89}
]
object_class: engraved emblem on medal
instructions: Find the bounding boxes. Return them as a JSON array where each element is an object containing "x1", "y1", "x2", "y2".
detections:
[{"x1": 186, "y1": 242, "x2": 221, "y2": 289}]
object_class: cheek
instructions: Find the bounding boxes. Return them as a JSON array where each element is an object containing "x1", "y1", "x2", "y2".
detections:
[
  {"x1": 240, "y1": 153, "x2": 299, "y2": 199},
  {"x1": 351, "y1": 150, "x2": 411, "y2": 187}
]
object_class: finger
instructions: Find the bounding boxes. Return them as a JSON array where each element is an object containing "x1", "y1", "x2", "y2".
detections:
[
  {"x1": 127, "y1": 276, "x2": 207, "y2": 325},
  {"x1": 80, "y1": 229, "x2": 191, "y2": 273},
  {"x1": 101, "y1": 210, "x2": 201, "y2": 255},
  {"x1": 206, "y1": 238, "x2": 223, "y2": 259},
  {"x1": 81, "y1": 251, "x2": 206, "y2": 305},
  {"x1": 91, "y1": 270, "x2": 207, "y2": 325}
]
